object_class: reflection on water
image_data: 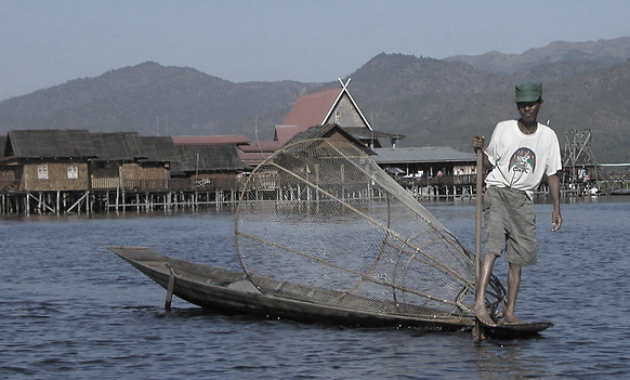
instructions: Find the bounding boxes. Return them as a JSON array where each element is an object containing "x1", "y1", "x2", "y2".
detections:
[{"x1": 2, "y1": 198, "x2": 630, "y2": 379}]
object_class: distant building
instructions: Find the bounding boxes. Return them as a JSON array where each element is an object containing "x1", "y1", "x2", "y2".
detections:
[
  {"x1": 276, "y1": 79, "x2": 404, "y2": 148},
  {"x1": 374, "y1": 146, "x2": 476, "y2": 178},
  {"x1": 0, "y1": 130, "x2": 180, "y2": 193},
  {"x1": 0, "y1": 129, "x2": 95, "y2": 193}
]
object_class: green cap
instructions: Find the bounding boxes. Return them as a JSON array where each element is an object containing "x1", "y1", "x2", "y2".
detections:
[{"x1": 515, "y1": 80, "x2": 542, "y2": 103}]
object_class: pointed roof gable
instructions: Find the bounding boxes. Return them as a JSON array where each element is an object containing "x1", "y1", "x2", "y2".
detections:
[
  {"x1": 278, "y1": 79, "x2": 373, "y2": 145},
  {"x1": 282, "y1": 87, "x2": 341, "y2": 129}
]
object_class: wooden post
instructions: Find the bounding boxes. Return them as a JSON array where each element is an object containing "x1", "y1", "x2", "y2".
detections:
[
  {"x1": 165, "y1": 266, "x2": 176, "y2": 311},
  {"x1": 472, "y1": 148, "x2": 485, "y2": 342}
]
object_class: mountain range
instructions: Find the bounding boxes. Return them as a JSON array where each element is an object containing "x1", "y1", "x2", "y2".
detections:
[{"x1": 1, "y1": 37, "x2": 630, "y2": 163}]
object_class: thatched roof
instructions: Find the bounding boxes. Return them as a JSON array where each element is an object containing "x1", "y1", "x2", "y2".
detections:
[
  {"x1": 0, "y1": 129, "x2": 248, "y2": 174},
  {"x1": 88, "y1": 132, "x2": 146, "y2": 160},
  {"x1": 6, "y1": 129, "x2": 95, "y2": 158},
  {"x1": 0, "y1": 135, "x2": 7, "y2": 158},
  {"x1": 176, "y1": 144, "x2": 247, "y2": 173}
]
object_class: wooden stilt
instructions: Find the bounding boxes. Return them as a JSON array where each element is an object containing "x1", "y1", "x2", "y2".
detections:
[{"x1": 165, "y1": 266, "x2": 176, "y2": 312}]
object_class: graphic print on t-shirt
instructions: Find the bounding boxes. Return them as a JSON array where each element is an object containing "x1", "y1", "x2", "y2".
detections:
[{"x1": 509, "y1": 147, "x2": 536, "y2": 174}]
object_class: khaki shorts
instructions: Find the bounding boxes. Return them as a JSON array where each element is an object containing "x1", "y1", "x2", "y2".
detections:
[{"x1": 484, "y1": 186, "x2": 537, "y2": 266}]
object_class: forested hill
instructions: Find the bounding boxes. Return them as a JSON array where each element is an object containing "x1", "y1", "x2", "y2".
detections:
[{"x1": 2, "y1": 37, "x2": 630, "y2": 162}]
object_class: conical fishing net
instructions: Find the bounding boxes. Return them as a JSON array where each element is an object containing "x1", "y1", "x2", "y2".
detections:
[{"x1": 235, "y1": 135, "x2": 503, "y2": 320}]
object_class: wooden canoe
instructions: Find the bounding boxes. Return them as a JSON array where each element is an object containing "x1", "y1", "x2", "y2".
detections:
[{"x1": 108, "y1": 246, "x2": 475, "y2": 331}]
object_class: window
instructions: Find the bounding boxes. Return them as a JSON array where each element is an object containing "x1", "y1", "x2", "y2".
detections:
[
  {"x1": 67, "y1": 165, "x2": 79, "y2": 179},
  {"x1": 37, "y1": 165, "x2": 49, "y2": 180}
]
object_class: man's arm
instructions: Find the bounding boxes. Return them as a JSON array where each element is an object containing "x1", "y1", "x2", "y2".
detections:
[
  {"x1": 472, "y1": 135, "x2": 493, "y2": 169},
  {"x1": 547, "y1": 173, "x2": 563, "y2": 232}
]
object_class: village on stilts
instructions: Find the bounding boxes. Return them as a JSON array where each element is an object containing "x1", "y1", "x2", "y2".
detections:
[{"x1": 1, "y1": 82, "x2": 627, "y2": 215}]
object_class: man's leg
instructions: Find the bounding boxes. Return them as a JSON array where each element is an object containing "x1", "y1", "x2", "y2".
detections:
[
  {"x1": 472, "y1": 253, "x2": 498, "y2": 327},
  {"x1": 504, "y1": 263, "x2": 522, "y2": 323}
]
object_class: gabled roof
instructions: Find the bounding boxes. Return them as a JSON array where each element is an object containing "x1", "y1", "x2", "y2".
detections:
[
  {"x1": 373, "y1": 147, "x2": 476, "y2": 164},
  {"x1": 284, "y1": 123, "x2": 375, "y2": 155},
  {"x1": 6, "y1": 129, "x2": 96, "y2": 158},
  {"x1": 277, "y1": 79, "x2": 373, "y2": 145},
  {"x1": 282, "y1": 87, "x2": 341, "y2": 130}
]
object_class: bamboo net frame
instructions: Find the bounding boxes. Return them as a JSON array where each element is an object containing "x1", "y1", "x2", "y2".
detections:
[{"x1": 234, "y1": 138, "x2": 505, "y2": 319}]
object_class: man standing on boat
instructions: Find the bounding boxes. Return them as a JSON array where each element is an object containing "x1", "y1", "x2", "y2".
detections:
[{"x1": 471, "y1": 80, "x2": 563, "y2": 327}]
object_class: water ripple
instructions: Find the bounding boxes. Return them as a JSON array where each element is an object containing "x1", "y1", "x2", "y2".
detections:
[{"x1": 2, "y1": 202, "x2": 630, "y2": 379}]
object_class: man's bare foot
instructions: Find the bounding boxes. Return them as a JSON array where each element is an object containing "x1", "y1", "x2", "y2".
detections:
[
  {"x1": 503, "y1": 313, "x2": 521, "y2": 324},
  {"x1": 472, "y1": 303, "x2": 496, "y2": 327}
]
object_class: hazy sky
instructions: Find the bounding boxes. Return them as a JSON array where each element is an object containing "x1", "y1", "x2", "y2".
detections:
[{"x1": 1, "y1": 0, "x2": 629, "y2": 100}]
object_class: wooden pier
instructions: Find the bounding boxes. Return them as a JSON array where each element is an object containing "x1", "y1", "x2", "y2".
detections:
[
  {"x1": 0, "y1": 182, "x2": 242, "y2": 215},
  {"x1": 3, "y1": 174, "x2": 627, "y2": 215}
]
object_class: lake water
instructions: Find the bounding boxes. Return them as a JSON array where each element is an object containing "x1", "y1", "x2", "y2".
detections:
[{"x1": 2, "y1": 196, "x2": 630, "y2": 379}]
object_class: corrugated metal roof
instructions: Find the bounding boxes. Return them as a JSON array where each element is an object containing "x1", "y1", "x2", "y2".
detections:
[{"x1": 373, "y1": 147, "x2": 476, "y2": 164}]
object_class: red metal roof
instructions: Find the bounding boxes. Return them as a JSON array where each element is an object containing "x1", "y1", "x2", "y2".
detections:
[
  {"x1": 236, "y1": 141, "x2": 283, "y2": 166},
  {"x1": 273, "y1": 125, "x2": 311, "y2": 144},
  {"x1": 238, "y1": 141, "x2": 282, "y2": 152},
  {"x1": 282, "y1": 87, "x2": 341, "y2": 130},
  {"x1": 237, "y1": 151, "x2": 271, "y2": 166},
  {"x1": 172, "y1": 135, "x2": 251, "y2": 145}
]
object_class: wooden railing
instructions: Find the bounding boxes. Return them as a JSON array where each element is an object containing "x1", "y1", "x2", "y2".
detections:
[{"x1": 90, "y1": 178, "x2": 240, "y2": 192}]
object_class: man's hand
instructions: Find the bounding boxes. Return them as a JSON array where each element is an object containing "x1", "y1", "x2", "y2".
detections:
[
  {"x1": 472, "y1": 135, "x2": 485, "y2": 151},
  {"x1": 551, "y1": 209, "x2": 563, "y2": 232},
  {"x1": 547, "y1": 174, "x2": 562, "y2": 232}
]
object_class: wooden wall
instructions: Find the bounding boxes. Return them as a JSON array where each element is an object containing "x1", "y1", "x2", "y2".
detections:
[{"x1": 22, "y1": 162, "x2": 89, "y2": 192}]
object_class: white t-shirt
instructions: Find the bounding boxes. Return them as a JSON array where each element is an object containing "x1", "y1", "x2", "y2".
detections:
[{"x1": 484, "y1": 119, "x2": 562, "y2": 198}]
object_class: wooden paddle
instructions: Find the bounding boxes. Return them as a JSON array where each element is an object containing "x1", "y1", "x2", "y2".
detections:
[{"x1": 472, "y1": 144, "x2": 485, "y2": 341}]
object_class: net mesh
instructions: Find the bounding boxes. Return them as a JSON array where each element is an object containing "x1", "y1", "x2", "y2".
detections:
[{"x1": 235, "y1": 137, "x2": 494, "y2": 318}]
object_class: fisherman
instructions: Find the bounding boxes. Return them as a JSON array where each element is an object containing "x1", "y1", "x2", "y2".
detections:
[{"x1": 471, "y1": 80, "x2": 563, "y2": 327}]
